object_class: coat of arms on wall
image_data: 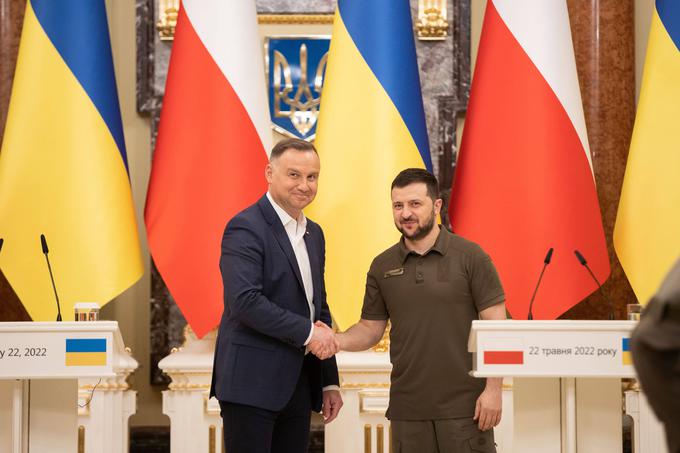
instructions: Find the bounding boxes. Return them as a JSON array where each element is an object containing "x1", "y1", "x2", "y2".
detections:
[{"x1": 265, "y1": 37, "x2": 330, "y2": 141}]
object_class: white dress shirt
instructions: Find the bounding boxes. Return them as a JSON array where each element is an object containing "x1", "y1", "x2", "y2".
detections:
[
  {"x1": 266, "y1": 192, "x2": 315, "y2": 343},
  {"x1": 266, "y1": 194, "x2": 340, "y2": 392}
]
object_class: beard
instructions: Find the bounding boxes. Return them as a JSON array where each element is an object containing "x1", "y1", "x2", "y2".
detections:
[{"x1": 397, "y1": 209, "x2": 436, "y2": 241}]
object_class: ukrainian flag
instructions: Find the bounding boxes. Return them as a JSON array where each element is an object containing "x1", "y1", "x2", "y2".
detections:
[
  {"x1": 65, "y1": 338, "x2": 107, "y2": 366},
  {"x1": 309, "y1": 0, "x2": 431, "y2": 329},
  {"x1": 614, "y1": 0, "x2": 680, "y2": 305},
  {"x1": 0, "y1": 1, "x2": 143, "y2": 320},
  {"x1": 621, "y1": 338, "x2": 632, "y2": 366}
]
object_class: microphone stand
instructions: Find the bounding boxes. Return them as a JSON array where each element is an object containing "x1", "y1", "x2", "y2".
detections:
[
  {"x1": 528, "y1": 247, "x2": 553, "y2": 320},
  {"x1": 41, "y1": 234, "x2": 62, "y2": 321}
]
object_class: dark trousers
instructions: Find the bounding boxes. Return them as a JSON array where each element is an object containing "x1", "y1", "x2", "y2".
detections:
[{"x1": 219, "y1": 366, "x2": 312, "y2": 453}]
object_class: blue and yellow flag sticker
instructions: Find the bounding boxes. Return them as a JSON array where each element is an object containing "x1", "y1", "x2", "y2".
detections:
[
  {"x1": 65, "y1": 338, "x2": 107, "y2": 366},
  {"x1": 622, "y1": 338, "x2": 632, "y2": 365}
]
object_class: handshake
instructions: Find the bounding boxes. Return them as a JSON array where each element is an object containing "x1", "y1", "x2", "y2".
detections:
[{"x1": 308, "y1": 321, "x2": 341, "y2": 360}]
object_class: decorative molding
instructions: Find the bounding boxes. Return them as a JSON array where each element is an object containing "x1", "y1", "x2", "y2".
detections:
[
  {"x1": 155, "y1": 0, "x2": 334, "y2": 40},
  {"x1": 364, "y1": 424, "x2": 371, "y2": 453},
  {"x1": 359, "y1": 390, "x2": 389, "y2": 414},
  {"x1": 156, "y1": 0, "x2": 178, "y2": 41},
  {"x1": 167, "y1": 381, "x2": 211, "y2": 391},
  {"x1": 622, "y1": 378, "x2": 639, "y2": 392},
  {"x1": 372, "y1": 322, "x2": 390, "y2": 352},
  {"x1": 416, "y1": 0, "x2": 448, "y2": 41},
  {"x1": 376, "y1": 424, "x2": 385, "y2": 453},
  {"x1": 79, "y1": 382, "x2": 130, "y2": 392},
  {"x1": 259, "y1": 14, "x2": 334, "y2": 25},
  {"x1": 78, "y1": 426, "x2": 85, "y2": 453},
  {"x1": 208, "y1": 425, "x2": 216, "y2": 453},
  {"x1": 340, "y1": 382, "x2": 391, "y2": 390}
]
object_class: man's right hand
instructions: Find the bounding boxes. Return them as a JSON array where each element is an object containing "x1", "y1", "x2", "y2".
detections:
[{"x1": 308, "y1": 321, "x2": 339, "y2": 360}]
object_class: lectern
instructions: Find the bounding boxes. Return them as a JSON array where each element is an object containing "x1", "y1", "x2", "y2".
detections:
[
  {"x1": 469, "y1": 320, "x2": 636, "y2": 453},
  {"x1": 0, "y1": 321, "x2": 133, "y2": 453}
]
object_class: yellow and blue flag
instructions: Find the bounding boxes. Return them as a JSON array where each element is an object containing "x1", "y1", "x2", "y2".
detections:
[
  {"x1": 309, "y1": 0, "x2": 431, "y2": 328},
  {"x1": 621, "y1": 338, "x2": 632, "y2": 366},
  {"x1": 0, "y1": 0, "x2": 143, "y2": 320},
  {"x1": 614, "y1": 0, "x2": 680, "y2": 304},
  {"x1": 65, "y1": 338, "x2": 107, "y2": 366}
]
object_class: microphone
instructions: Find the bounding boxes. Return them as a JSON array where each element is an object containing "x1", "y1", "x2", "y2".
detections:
[
  {"x1": 40, "y1": 234, "x2": 62, "y2": 322},
  {"x1": 527, "y1": 247, "x2": 554, "y2": 320},
  {"x1": 574, "y1": 249, "x2": 614, "y2": 320}
]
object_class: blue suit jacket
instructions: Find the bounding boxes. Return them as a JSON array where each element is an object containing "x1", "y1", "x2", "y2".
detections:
[{"x1": 210, "y1": 196, "x2": 339, "y2": 412}]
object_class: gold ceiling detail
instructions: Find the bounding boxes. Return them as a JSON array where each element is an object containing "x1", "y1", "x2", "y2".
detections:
[
  {"x1": 416, "y1": 0, "x2": 449, "y2": 41},
  {"x1": 155, "y1": 0, "x2": 334, "y2": 40}
]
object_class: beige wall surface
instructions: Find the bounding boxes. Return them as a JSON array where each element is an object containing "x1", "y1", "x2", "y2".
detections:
[
  {"x1": 101, "y1": 0, "x2": 656, "y2": 427},
  {"x1": 104, "y1": 0, "x2": 165, "y2": 426}
]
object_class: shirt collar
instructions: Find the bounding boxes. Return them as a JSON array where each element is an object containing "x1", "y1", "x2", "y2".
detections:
[
  {"x1": 398, "y1": 226, "x2": 448, "y2": 264},
  {"x1": 266, "y1": 192, "x2": 307, "y2": 231}
]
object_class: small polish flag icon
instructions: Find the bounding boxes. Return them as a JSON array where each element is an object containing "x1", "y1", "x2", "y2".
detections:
[
  {"x1": 482, "y1": 338, "x2": 525, "y2": 365},
  {"x1": 484, "y1": 350, "x2": 524, "y2": 365}
]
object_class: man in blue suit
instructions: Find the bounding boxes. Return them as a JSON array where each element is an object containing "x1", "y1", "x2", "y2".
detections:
[{"x1": 211, "y1": 138, "x2": 342, "y2": 453}]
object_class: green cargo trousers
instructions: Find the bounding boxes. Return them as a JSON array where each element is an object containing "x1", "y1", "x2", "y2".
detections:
[{"x1": 391, "y1": 418, "x2": 496, "y2": 453}]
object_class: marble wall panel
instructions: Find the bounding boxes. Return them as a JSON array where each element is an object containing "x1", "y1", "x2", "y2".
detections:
[
  {"x1": 0, "y1": 0, "x2": 29, "y2": 322},
  {"x1": 562, "y1": 0, "x2": 637, "y2": 320},
  {"x1": 255, "y1": 0, "x2": 335, "y2": 13},
  {"x1": 0, "y1": 0, "x2": 25, "y2": 138}
]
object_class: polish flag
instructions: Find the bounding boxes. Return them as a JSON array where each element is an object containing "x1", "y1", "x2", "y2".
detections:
[
  {"x1": 483, "y1": 339, "x2": 525, "y2": 365},
  {"x1": 484, "y1": 351, "x2": 524, "y2": 365},
  {"x1": 449, "y1": 0, "x2": 610, "y2": 320},
  {"x1": 145, "y1": 0, "x2": 271, "y2": 337}
]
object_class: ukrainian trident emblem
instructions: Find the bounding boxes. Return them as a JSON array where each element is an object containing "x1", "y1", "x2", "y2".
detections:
[{"x1": 265, "y1": 37, "x2": 330, "y2": 141}]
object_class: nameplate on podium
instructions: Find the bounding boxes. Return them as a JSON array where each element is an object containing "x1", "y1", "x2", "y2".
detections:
[
  {"x1": 468, "y1": 320, "x2": 637, "y2": 378},
  {"x1": 0, "y1": 321, "x2": 120, "y2": 379}
]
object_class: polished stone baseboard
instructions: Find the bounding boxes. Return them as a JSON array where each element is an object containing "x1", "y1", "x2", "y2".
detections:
[
  {"x1": 130, "y1": 427, "x2": 170, "y2": 453},
  {"x1": 130, "y1": 424, "x2": 324, "y2": 452}
]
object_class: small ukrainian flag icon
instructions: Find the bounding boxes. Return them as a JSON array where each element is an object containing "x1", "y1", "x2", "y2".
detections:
[
  {"x1": 622, "y1": 338, "x2": 633, "y2": 365},
  {"x1": 65, "y1": 338, "x2": 107, "y2": 366}
]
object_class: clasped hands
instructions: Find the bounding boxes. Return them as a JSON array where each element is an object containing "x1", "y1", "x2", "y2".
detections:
[{"x1": 308, "y1": 321, "x2": 340, "y2": 360}]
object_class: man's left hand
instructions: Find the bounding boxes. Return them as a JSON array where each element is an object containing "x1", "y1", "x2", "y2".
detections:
[
  {"x1": 473, "y1": 385, "x2": 502, "y2": 431},
  {"x1": 322, "y1": 390, "x2": 343, "y2": 424}
]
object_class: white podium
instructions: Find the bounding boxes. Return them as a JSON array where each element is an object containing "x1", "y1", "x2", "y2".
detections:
[
  {"x1": 0, "y1": 321, "x2": 136, "y2": 453},
  {"x1": 158, "y1": 328, "x2": 223, "y2": 453},
  {"x1": 324, "y1": 350, "x2": 392, "y2": 453},
  {"x1": 469, "y1": 320, "x2": 636, "y2": 453}
]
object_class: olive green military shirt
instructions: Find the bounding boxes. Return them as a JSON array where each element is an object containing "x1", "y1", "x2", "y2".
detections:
[{"x1": 361, "y1": 227, "x2": 505, "y2": 420}]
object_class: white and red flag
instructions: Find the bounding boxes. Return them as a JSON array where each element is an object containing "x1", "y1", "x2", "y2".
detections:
[
  {"x1": 449, "y1": 0, "x2": 610, "y2": 319},
  {"x1": 145, "y1": 0, "x2": 271, "y2": 337}
]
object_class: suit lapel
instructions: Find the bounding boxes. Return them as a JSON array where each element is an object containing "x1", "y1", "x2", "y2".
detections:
[
  {"x1": 303, "y1": 230, "x2": 323, "y2": 319},
  {"x1": 258, "y1": 196, "x2": 305, "y2": 292}
]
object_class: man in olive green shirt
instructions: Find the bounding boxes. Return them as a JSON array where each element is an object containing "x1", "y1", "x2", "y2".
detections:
[{"x1": 337, "y1": 168, "x2": 506, "y2": 453}]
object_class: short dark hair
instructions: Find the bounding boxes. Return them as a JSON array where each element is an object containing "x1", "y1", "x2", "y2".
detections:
[
  {"x1": 391, "y1": 168, "x2": 439, "y2": 200},
  {"x1": 270, "y1": 138, "x2": 317, "y2": 161}
]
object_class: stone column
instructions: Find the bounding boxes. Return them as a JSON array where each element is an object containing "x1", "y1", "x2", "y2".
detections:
[
  {"x1": 0, "y1": 0, "x2": 29, "y2": 321},
  {"x1": 564, "y1": 0, "x2": 637, "y2": 319}
]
